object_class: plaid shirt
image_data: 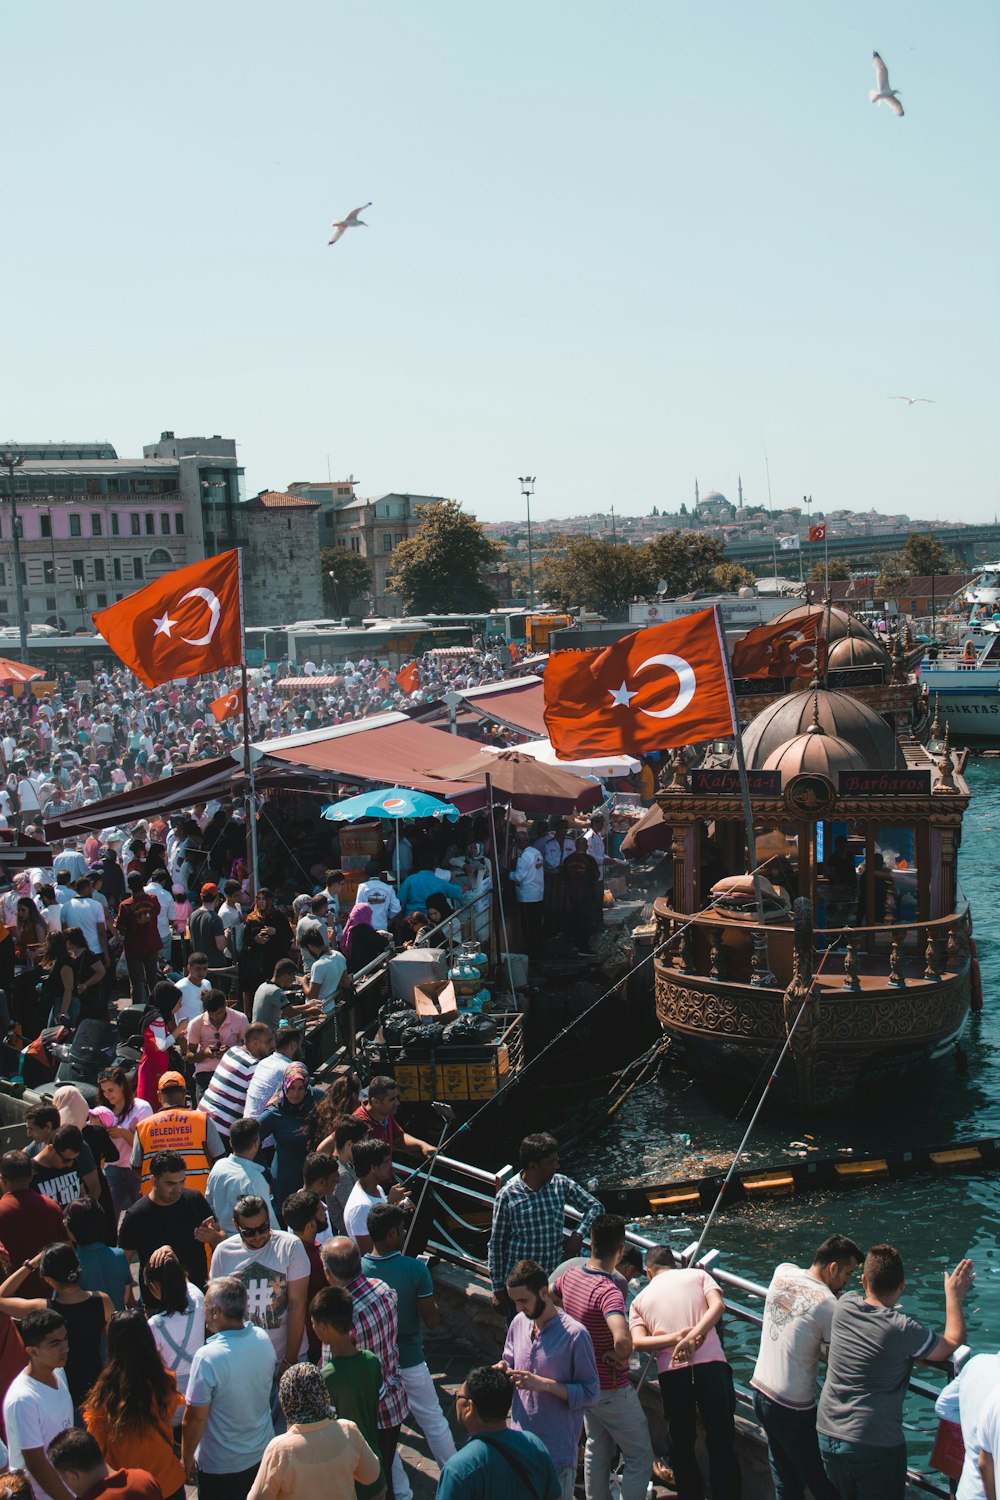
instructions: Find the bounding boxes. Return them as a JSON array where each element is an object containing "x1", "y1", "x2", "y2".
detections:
[
  {"x1": 488, "y1": 1172, "x2": 602, "y2": 1293},
  {"x1": 347, "y1": 1273, "x2": 409, "y2": 1429}
]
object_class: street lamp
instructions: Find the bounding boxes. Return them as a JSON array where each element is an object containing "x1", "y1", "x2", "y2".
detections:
[
  {"x1": 518, "y1": 476, "x2": 536, "y2": 609},
  {"x1": 0, "y1": 450, "x2": 29, "y2": 658}
]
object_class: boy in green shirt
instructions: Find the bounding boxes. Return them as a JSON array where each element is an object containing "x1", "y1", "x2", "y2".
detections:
[{"x1": 311, "y1": 1285, "x2": 385, "y2": 1500}]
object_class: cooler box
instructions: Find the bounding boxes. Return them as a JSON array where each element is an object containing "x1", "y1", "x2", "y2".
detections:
[{"x1": 388, "y1": 948, "x2": 447, "y2": 1006}]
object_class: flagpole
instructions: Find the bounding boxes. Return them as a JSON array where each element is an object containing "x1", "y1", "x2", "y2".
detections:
[
  {"x1": 237, "y1": 549, "x2": 260, "y2": 895},
  {"x1": 712, "y1": 607, "x2": 773, "y2": 986}
]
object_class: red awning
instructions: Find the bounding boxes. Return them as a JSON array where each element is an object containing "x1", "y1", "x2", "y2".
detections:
[
  {"x1": 258, "y1": 719, "x2": 487, "y2": 812},
  {"x1": 459, "y1": 678, "x2": 547, "y2": 737},
  {"x1": 44, "y1": 756, "x2": 245, "y2": 838}
]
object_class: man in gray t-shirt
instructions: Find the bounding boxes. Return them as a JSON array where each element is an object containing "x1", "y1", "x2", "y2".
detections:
[{"x1": 817, "y1": 1244, "x2": 974, "y2": 1500}]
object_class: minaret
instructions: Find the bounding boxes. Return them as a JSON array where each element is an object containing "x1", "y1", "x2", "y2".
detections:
[
  {"x1": 695, "y1": 478, "x2": 700, "y2": 507},
  {"x1": 738, "y1": 474, "x2": 744, "y2": 508}
]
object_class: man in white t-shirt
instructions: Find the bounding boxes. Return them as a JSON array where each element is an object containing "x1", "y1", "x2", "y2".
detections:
[
  {"x1": 62, "y1": 877, "x2": 109, "y2": 962},
  {"x1": 2, "y1": 1306, "x2": 74, "y2": 1500},
  {"x1": 146, "y1": 871, "x2": 177, "y2": 955},
  {"x1": 299, "y1": 927, "x2": 348, "y2": 1016},
  {"x1": 750, "y1": 1235, "x2": 863, "y2": 1500},
  {"x1": 938, "y1": 1348, "x2": 1000, "y2": 1500},
  {"x1": 342, "y1": 1137, "x2": 401, "y2": 1254},
  {"x1": 175, "y1": 953, "x2": 212, "y2": 1029},
  {"x1": 355, "y1": 861, "x2": 401, "y2": 932},
  {"x1": 209, "y1": 1196, "x2": 310, "y2": 1365}
]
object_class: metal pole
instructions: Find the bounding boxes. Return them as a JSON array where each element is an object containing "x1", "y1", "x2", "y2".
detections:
[
  {"x1": 519, "y1": 477, "x2": 536, "y2": 610},
  {"x1": 1, "y1": 452, "x2": 29, "y2": 658},
  {"x1": 237, "y1": 548, "x2": 259, "y2": 894}
]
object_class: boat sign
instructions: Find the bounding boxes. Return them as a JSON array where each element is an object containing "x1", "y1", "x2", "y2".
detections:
[
  {"x1": 691, "y1": 769, "x2": 782, "y2": 795},
  {"x1": 838, "y1": 770, "x2": 932, "y2": 796}
]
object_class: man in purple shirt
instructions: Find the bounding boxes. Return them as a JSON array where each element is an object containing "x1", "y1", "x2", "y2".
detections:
[{"x1": 502, "y1": 1259, "x2": 601, "y2": 1499}]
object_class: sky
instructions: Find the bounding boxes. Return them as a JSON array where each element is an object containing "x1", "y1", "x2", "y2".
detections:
[{"x1": 1, "y1": 1, "x2": 998, "y2": 525}]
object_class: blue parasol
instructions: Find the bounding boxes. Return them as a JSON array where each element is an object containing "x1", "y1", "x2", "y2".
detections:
[{"x1": 321, "y1": 786, "x2": 459, "y2": 884}]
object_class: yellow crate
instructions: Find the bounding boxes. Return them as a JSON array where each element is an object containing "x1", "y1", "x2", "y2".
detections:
[
  {"x1": 929, "y1": 1148, "x2": 982, "y2": 1167},
  {"x1": 439, "y1": 1063, "x2": 470, "y2": 1102},
  {"x1": 834, "y1": 1159, "x2": 889, "y2": 1180},
  {"x1": 648, "y1": 1189, "x2": 701, "y2": 1213},
  {"x1": 467, "y1": 1062, "x2": 498, "y2": 1099},
  {"x1": 743, "y1": 1173, "x2": 795, "y2": 1198},
  {"x1": 395, "y1": 1064, "x2": 435, "y2": 1102},
  {"x1": 496, "y1": 1045, "x2": 510, "y2": 1078}
]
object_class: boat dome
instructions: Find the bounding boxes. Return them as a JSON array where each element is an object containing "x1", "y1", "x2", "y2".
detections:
[
  {"x1": 767, "y1": 604, "x2": 880, "y2": 648},
  {"x1": 761, "y1": 715, "x2": 869, "y2": 784},
  {"x1": 740, "y1": 685, "x2": 903, "y2": 770},
  {"x1": 825, "y1": 634, "x2": 892, "y2": 672}
]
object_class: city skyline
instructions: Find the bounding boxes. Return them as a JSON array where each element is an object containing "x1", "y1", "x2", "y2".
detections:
[{"x1": 2, "y1": 0, "x2": 997, "y2": 524}]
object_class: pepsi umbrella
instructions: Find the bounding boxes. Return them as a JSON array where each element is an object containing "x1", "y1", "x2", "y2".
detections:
[{"x1": 321, "y1": 786, "x2": 459, "y2": 884}]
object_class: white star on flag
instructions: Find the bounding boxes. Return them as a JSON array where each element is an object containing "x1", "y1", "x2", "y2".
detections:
[
  {"x1": 152, "y1": 611, "x2": 177, "y2": 638},
  {"x1": 608, "y1": 681, "x2": 637, "y2": 707}
]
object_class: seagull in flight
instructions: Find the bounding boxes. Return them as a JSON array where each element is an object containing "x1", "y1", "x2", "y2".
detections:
[
  {"x1": 328, "y1": 202, "x2": 372, "y2": 245},
  {"x1": 870, "y1": 52, "x2": 904, "y2": 116},
  {"x1": 890, "y1": 396, "x2": 935, "y2": 405}
]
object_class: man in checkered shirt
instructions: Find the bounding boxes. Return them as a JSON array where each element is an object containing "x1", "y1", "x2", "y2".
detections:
[
  {"x1": 489, "y1": 1133, "x2": 602, "y2": 1313},
  {"x1": 320, "y1": 1236, "x2": 410, "y2": 1496}
]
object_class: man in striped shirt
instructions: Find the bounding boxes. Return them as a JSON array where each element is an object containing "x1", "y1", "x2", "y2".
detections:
[{"x1": 198, "y1": 1022, "x2": 275, "y2": 1139}]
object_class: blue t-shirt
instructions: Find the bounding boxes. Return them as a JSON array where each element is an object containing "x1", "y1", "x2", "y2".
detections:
[
  {"x1": 185, "y1": 1324, "x2": 276, "y2": 1474},
  {"x1": 75, "y1": 1242, "x2": 132, "y2": 1312},
  {"x1": 437, "y1": 1430, "x2": 560, "y2": 1499},
  {"x1": 361, "y1": 1250, "x2": 434, "y2": 1369},
  {"x1": 397, "y1": 870, "x2": 464, "y2": 915}
]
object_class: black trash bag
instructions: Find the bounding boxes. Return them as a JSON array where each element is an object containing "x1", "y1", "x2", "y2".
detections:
[
  {"x1": 442, "y1": 1013, "x2": 497, "y2": 1046},
  {"x1": 399, "y1": 1021, "x2": 446, "y2": 1054}
]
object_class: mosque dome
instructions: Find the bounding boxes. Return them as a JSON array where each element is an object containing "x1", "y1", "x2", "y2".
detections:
[
  {"x1": 825, "y1": 634, "x2": 892, "y2": 672},
  {"x1": 740, "y1": 686, "x2": 903, "y2": 771},
  {"x1": 699, "y1": 490, "x2": 727, "y2": 506}
]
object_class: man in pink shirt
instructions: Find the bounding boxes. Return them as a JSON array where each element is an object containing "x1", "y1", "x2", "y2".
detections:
[
  {"x1": 629, "y1": 1245, "x2": 741, "y2": 1500},
  {"x1": 185, "y1": 989, "x2": 249, "y2": 1102}
]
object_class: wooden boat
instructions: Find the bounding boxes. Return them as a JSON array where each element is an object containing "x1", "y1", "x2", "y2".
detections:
[{"x1": 652, "y1": 680, "x2": 976, "y2": 1108}]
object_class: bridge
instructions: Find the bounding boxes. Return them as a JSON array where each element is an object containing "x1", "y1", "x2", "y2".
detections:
[{"x1": 725, "y1": 523, "x2": 1000, "y2": 572}]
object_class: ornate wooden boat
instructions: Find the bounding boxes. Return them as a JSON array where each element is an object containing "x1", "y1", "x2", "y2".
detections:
[{"x1": 652, "y1": 681, "x2": 975, "y2": 1108}]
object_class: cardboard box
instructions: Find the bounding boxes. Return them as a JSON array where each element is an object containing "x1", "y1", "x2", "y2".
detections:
[{"x1": 413, "y1": 979, "x2": 459, "y2": 1018}]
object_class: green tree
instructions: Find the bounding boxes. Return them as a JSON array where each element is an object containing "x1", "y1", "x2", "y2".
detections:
[
  {"x1": 644, "y1": 533, "x2": 728, "y2": 596},
  {"x1": 712, "y1": 562, "x2": 757, "y2": 592},
  {"x1": 385, "y1": 500, "x2": 503, "y2": 613},
  {"x1": 875, "y1": 555, "x2": 908, "y2": 596},
  {"x1": 809, "y1": 560, "x2": 850, "y2": 582},
  {"x1": 320, "y1": 548, "x2": 373, "y2": 614},
  {"x1": 901, "y1": 532, "x2": 956, "y2": 576},
  {"x1": 536, "y1": 539, "x2": 652, "y2": 619}
]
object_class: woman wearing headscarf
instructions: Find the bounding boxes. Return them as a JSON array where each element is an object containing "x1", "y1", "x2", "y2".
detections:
[
  {"x1": 257, "y1": 1064, "x2": 323, "y2": 1220},
  {"x1": 136, "y1": 981, "x2": 183, "y2": 1108},
  {"x1": 99, "y1": 845, "x2": 127, "y2": 911},
  {"x1": 240, "y1": 887, "x2": 293, "y2": 1005},
  {"x1": 247, "y1": 1362, "x2": 381, "y2": 1500},
  {"x1": 340, "y1": 903, "x2": 390, "y2": 976}
]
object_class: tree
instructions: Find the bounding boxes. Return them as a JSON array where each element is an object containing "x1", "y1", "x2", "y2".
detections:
[
  {"x1": 643, "y1": 534, "x2": 728, "y2": 596},
  {"x1": 901, "y1": 532, "x2": 956, "y2": 576},
  {"x1": 712, "y1": 562, "x2": 757, "y2": 592},
  {"x1": 809, "y1": 560, "x2": 850, "y2": 582},
  {"x1": 320, "y1": 548, "x2": 373, "y2": 614},
  {"x1": 535, "y1": 539, "x2": 652, "y2": 620},
  {"x1": 385, "y1": 500, "x2": 503, "y2": 613},
  {"x1": 875, "y1": 555, "x2": 908, "y2": 596}
]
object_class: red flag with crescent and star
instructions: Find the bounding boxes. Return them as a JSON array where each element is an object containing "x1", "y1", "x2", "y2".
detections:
[
  {"x1": 731, "y1": 611, "x2": 827, "y2": 680},
  {"x1": 91, "y1": 550, "x2": 243, "y2": 689},
  {"x1": 210, "y1": 686, "x2": 245, "y2": 723},
  {"x1": 809, "y1": 523, "x2": 826, "y2": 543},
  {"x1": 395, "y1": 662, "x2": 420, "y2": 696},
  {"x1": 543, "y1": 608, "x2": 733, "y2": 759}
]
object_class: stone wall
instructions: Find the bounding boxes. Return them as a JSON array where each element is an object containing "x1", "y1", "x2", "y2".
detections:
[{"x1": 244, "y1": 508, "x2": 324, "y2": 627}]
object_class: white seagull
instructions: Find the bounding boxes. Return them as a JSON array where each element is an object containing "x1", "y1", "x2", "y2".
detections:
[
  {"x1": 328, "y1": 202, "x2": 372, "y2": 245},
  {"x1": 870, "y1": 52, "x2": 904, "y2": 116},
  {"x1": 890, "y1": 396, "x2": 935, "y2": 405}
]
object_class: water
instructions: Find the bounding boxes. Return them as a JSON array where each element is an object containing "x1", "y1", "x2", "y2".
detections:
[{"x1": 570, "y1": 759, "x2": 1000, "y2": 1454}]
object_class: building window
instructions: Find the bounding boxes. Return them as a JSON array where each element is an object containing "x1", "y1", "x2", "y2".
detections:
[
  {"x1": 160, "y1": 513, "x2": 171, "y2": 534},
  {"x1": 13, "y1": 516, "x2": 22, "y2": 539},
  {"x1": 149, "y1": 548, "x2": 172, "y2": 566},
  {"x1": 111, "y1": 513, "x2": 120, "y2": 536},
  {"x1": 394, "y1": 534, "x2": 403, "y2": 547},
  {"x1": 175, "y1": 513, "x2": 185, "y2": 535},
  {"x1": 90, "y1": 514, "x2": 102, "y2": 536},
  {"x1": 113, "y1": 558, "x2": 123, "y2": 581},
  {"x1": 45, "y1": 597, "x2": 56, "y2": 612},
  {"x1": 145, "y1": 513, "x2": 156, "y2": 535},
  {"x1": 72, "y1": 559, "x2": 85, "y2": 581},
  {"x1": 0, "y1": 564, "x2": 5, "y2": 586},
  {"x1": 40, "y1": 514, "x2": 52, "y2": 539},
  {"x1": 382, "y1": 534, "x2": 393, "y2": 552},
  {"x1": 0, "y1": 599, "x2": 7, "y2": 612},
  {"x1": 69, "y1": 515, "x2": 82, "y2": 538},
  {"x1": 19, "y1": 564, "x2": 26, "y2": 586},
  {"x1": 95, "y1": 593, "x2": 107, "y2": 609},
  {"x1": 130, "y1": 513, "x2": 141, "y2": 535},
  {"x1": 351, "y1": 537, "x2": 360, "y2": 553},
  {"x1": 133, "y1": 558, "x2": 144, "y2": 579},
  {"x1": 43, "y1": 562, "x2": 54, "y2": 585},
  {"x1": 94, "y1": 559, "x2": 105, "y2": 582}
]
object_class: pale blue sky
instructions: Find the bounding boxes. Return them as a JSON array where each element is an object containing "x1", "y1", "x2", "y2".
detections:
[{"x1": 2, "y1": 1, "x2": 997, "y2": 523}]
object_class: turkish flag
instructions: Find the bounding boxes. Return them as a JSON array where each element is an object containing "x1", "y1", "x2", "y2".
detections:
[
  {"x1": 92, "y1": 551, "x2": 242, "y2": 689},
  {"x1": 396, "y1": 662, "x2": 420, "y2": 696},
  {"x1": 809, "y1": 524, "x2": 826, "y2": 543},
  {"x1": 543, "y1": 608, "x2": 733, "y2": 759},
  {"x1": 731, "y1": 612, "x2": 827, "y2": 680},
  {"x1": 210, "y1": 687, "x2": 244, "y2": 723}
]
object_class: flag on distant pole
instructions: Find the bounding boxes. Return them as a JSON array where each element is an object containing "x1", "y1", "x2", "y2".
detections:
[
  {"x1": 210, "y1": 687, "x2": 245, "y2": 723},
  {"x1": 809, "y1": 524, "x2": 826, "y2": 543},
  {"x1": 396, "y1": 662, "x2": 420, "y2": 696},
  {"x1": 731, "y1": 612, "x2": 827, "y2": 679},
  {"x1": 778, "y1": 535, "x2": 801, "y2": 552},
  {"x1": 91, "y1": 551, "x2": 242, "y2": 689},
  {"x1": 543, "y1": 608, "x2": 732, "y2": 759}
]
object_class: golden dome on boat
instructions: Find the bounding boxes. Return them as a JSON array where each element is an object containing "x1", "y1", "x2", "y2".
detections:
[
  {"x1": 761, "y1": 719, "x2": 868, "y2": 784},
  {"x1": 741, "y1": 686, "x2": 903, "y2": 771},
  {"x1": 825, "y1": 634, "x2": 892, "y2": 671}
]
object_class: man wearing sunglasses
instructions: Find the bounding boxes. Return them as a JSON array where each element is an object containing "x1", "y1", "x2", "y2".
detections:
[{"x1": 209, "y1": 1194, "x2": 311, "y2": 1379}]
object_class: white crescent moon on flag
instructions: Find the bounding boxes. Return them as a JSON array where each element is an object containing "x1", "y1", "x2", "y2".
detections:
[
  {"x1": 226, "y1": 693, "x2": 239, "y2": 712},
  {"x1": 633, "y1": 653, "x2": 697, "y2": 719},
  {"x1": 179, "y1": 588, "x2": 222, "y2": 647},
  {"x1": 777, "y1": 628, "x2": 816, "y2": 666}
]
